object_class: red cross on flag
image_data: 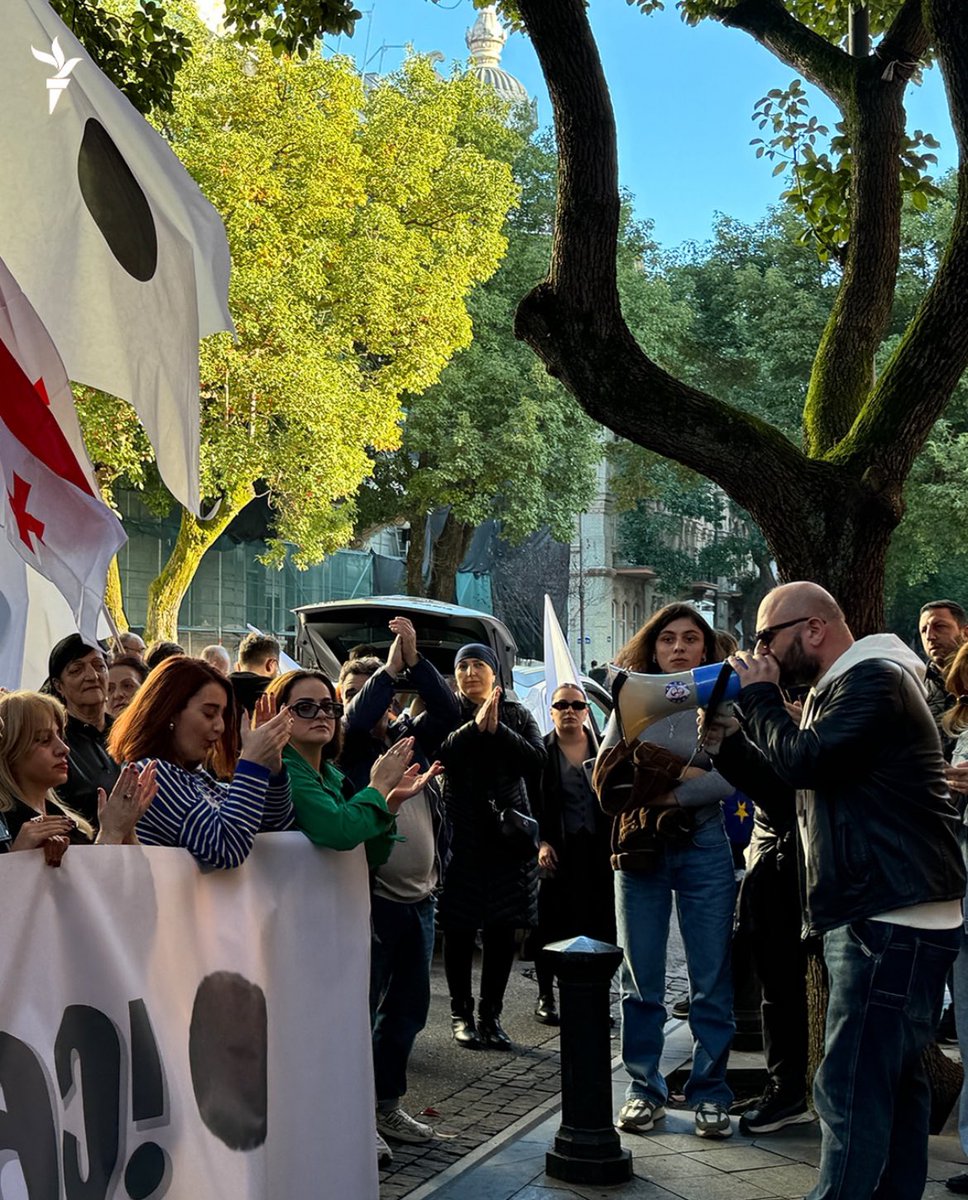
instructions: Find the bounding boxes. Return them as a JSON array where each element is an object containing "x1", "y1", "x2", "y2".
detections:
[
  {"x1": 0, "y1": 257, "x2": 126, "y2": 657},
  {"x1": 0, "y1": 0, "x2": 234, "y2": 516}
]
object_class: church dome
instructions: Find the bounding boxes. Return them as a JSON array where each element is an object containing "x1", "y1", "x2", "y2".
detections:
[{"x1": 465, "y1": 6, "x2": 530, "y2": 108}]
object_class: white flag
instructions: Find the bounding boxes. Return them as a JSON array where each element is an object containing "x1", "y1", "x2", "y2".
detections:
[
  {"x1": 0, "y1": 256, "x2": 96, "y2": 490},
  {"x1": 0, "y1": 538, "x2": 29, "y2": 689},
  {"x1": 0, "y1": 331, "x2": 126, "y2": 647},
  {"x1": 0, "y1": 0, "x2": 234, "y2": 515}
]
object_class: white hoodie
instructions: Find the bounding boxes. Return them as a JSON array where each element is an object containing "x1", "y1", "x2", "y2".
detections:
[{"x1": 801, "y1": 634, "x2": 926, "y2": 730}]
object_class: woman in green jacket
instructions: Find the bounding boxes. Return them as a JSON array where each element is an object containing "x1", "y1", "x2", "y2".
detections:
[{"x1": 265, "y1": 669, "x2": 431, "y2": 864}]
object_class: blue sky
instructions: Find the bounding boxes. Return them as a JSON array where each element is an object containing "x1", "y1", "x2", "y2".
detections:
[{"x1": 323, "y1": 1, "x2": 956, "y2": 250}]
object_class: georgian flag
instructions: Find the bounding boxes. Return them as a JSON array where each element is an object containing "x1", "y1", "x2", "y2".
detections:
[
  {"x1": 0, "y1": 260, "x2": 126, "y2": 661},
  {"x1": 0, "y1": 0, "x2": 234, "y2": 515}
]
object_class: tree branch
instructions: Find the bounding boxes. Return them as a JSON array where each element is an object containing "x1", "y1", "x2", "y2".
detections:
[
  {"x1": 803, "y1": 59, "x2": 907, "y2": 454},
  {"x1": 516, "y1": 0, "x2": 620, "y2": 322},
  {"x1": 514, "y1": 0, "x2": 876, "y2": 538},
  {"x1": 830, "y1": 0, "x2": 968, "y2": 483},
  {"x1": 712, "y1": 0, "x2": 854, "y2": 104},
  {"x1": 876, "y1": 0, "x2": 931, "y2": 70}
]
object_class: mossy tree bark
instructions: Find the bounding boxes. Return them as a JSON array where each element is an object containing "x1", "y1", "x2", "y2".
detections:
[
  {"x1": 103, "y1": 556, "x2": 128, "y2": 633},
  {"x1": 145, "y1": 485, "x2": 254, "y2": 643},
  {"x1": 514, "y1": 0, "x2": 968, "y2": 633}
]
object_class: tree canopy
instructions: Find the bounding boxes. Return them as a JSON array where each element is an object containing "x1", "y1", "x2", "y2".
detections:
[
  {"x1": 354, "y1": 133, "x2": 603, "y2": 601},
  {"x1": 76, "y1": 14, "x2": 519, "y2": 637}
]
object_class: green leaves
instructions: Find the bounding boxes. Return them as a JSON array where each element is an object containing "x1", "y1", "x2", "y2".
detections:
[
  {"x1": 750, "y1": 82, "x2": 942, "y2": 263},
  {"x1": 50, "y1": 0, "x2": 192, "y2": 113}
]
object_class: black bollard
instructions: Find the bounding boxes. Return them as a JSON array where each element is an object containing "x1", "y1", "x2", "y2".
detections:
[{"x1": 543, "y1": 935, "x2": 632, "y2": 1185}]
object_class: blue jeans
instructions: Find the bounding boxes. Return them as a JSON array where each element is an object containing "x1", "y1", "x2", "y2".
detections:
[
  {"x1": 809, "y1": 919, "x2": 959, "y2": 1200},
  {"x1": 953, "y1": 925, "x2": 968, "y2": 1158},
  {"x1": 370, "y1": 894, "x2": 436, "y2": 1108},
  {"x1": 615, "y1": 817, "x2": 736, "y2": 1108}
]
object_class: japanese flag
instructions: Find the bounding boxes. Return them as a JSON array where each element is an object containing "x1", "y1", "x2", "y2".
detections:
[
  {"x1": 0, "y1": 269, "x2": 126, "y2": 651},
  {"x1": 0, "y1": 0, "x2": 234, "y2": 515}
]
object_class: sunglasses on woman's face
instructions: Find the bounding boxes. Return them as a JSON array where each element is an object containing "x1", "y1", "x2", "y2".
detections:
[
  {"x1": 551, "y1": 700, "x2": 588, "y2": 712},
  {"x1": 290, "y1": 699, "x2": 343, "y2": 720}
]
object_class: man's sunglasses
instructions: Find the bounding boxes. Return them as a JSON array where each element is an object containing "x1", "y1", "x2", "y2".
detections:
[
  {"x1": 551, "y1": 700, "x2": 588, "y2": 712},
  {"x1": 290, "y1": 699, "x2": 344, "y2": 720},
  {"x1": 753, "y1": 616, "x2": 813, "y2": 648}
]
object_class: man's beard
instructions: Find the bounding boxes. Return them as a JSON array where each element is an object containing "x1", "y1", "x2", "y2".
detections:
[{"x1": 776, "y1": 633, "x2": 822, "y2": 688}]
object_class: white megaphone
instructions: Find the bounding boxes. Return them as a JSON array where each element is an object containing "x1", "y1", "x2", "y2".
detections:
[{"x1": 609, "y1": 662, "x2": 741, "y2": 743}]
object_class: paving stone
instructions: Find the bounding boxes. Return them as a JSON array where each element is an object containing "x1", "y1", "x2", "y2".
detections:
[
  {"x1": 683, "y1": 1146, "x2": 786, "y2": 1172},
  {"x1": 652, "y1": 1175, "x2": 777, "y2": 1200},
  {"x1": 638, "y1": 1151, "x2": 723, "y2": 1181},
  {"x1": 730, "y1": 1163, "x2": 819, "y2": 1198}
]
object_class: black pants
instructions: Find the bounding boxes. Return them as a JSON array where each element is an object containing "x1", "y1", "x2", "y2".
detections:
[
  {"x1": 742, "y1": 842, "x2": 810, "y2": 1099},
  {"x1": 535, "y1": 829, "x2": 615, "y2": 996},
  {"x1": 444, "y1": 926, "x2": 517, "y2": 1010}
]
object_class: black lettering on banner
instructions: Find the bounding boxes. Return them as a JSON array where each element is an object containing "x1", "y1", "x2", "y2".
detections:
[
  {"x1": 0, "y1": 1031, "x2": 59, "y2": 1199},
  {"x1": 189, "y1": 973, "x2": 268, "y2": 1151},
  {"x1": 55, "y1": 1006, "x2": 120, "y2": 1200},
  {"x1": 125, "y1": 1000, "x2": 169, "y2": 1199}
]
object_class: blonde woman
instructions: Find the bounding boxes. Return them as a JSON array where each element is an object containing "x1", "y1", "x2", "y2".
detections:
[{"x1": 0, "y1": 691, "x2": 156, "y2": 864}]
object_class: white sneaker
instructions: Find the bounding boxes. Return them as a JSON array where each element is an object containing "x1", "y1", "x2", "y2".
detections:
[
  {"x1": 377, "y1": 1106, "x2": 434, "y2": 1144},
  {"x1": 695, "y1": 1101, "x2": 733, "y2": 1139},
  {"x1": 376, "y1": 1131, "x2": 393, "y2": 1168},
  {"x1": 616, "y1": 1098, "x2": 666, "y2": 1133}
]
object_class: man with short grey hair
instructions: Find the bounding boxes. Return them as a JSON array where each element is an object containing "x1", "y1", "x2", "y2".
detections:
[{"x1": 200, "y1": 644, "x2": 231, "y2": 676}]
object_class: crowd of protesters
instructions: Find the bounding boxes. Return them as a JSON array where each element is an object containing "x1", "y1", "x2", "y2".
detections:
[{"x1": 4, "y1": 592, "x2": 968, "y2": 1198}]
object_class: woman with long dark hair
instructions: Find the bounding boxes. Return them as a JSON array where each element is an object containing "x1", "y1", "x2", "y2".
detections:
[
  {"x1": 108, "y1": 656, "x2": 294, "y2": 868},
  {"x1": 597, "y1": 603, "x2": 737, "y2": 1140}
]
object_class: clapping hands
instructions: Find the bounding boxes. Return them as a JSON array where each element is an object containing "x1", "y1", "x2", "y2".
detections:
[
  {"x1": 475, "y1": 685, "x2": 501, "y2": 734},
  {"x1": 240, "y1": 693, "x2": 293, "y2": 774},
  {"x1": 97, "y1": 761, "x2": 158, "y2": 845}
]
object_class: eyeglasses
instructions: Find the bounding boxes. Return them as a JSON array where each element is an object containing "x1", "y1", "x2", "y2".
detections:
[
  {"x1": 753, "y1": 617, "x2": 813, "y2": 648},
  {"x1": 551, "y1": 700, "x2": 588, "y2": 712},
  {"x1": 290, "y1": 699, "x2": 343, "y2": 720}
]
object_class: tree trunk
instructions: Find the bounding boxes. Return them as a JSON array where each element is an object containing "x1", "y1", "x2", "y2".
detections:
[
  {"x1": 145, "y1": 486, "x2": 253, "y2": 643},
  {"x1": 405, "y1": 515, "x2": 428, "y2": 598},
  {"x1": 103, "y1": 556, "x2": 129, "y2": 633},
  {"x1": 512, "y1": 0, "x2": 968, "y2": 635},
  {"x1": 428, "y1": 516, "x2": 474, "y2": 603}
]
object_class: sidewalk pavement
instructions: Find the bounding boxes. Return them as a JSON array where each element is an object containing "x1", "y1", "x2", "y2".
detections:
[{"x1": 394, "y1": 1019, "x2": 967, "y2": 1200}]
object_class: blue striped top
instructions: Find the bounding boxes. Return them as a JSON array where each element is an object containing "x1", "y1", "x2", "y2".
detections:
[{"x1": 135, "y1": 757, "x2": 294, "y2": 868}]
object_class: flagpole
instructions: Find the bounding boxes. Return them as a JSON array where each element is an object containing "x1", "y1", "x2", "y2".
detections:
[{"x1": 101, "y1": 602, "x2": 124, "y2": 657}]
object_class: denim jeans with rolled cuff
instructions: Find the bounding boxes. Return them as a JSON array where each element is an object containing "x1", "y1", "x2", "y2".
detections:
[{"x1": 808, "y1": 918, "x2": 959, "y2": 1200}]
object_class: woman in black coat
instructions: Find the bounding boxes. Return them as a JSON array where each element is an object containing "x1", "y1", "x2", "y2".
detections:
[{"x1": 437, "y1": 643, "x2": 546, "y2": 1050}]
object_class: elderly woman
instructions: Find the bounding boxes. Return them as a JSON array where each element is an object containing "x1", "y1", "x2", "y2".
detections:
[
  {"x1": 47, "y1": 634, "x2": 120, "y2": 827},
  {"x1": 437, "y1": 643, "x2": 546, "y2": 1051},
  {"x1": 108, "y1": 656, "x2": 294, "y2": 869},
  {"x1": 0, "y1": 690, "x2": 156, "y2": 863},
  {"x1": 107, "y1": 654, "x2": 149, "y2": 718},
  {"x1": 596, "y1": 603, "x2": 736, "y2": 1141}
]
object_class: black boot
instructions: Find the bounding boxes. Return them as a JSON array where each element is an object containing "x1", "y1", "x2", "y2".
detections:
[
  {"x1": 478, "y1": 1000, "x2": 513, "y2": 1050},
  {"x1": 534, "y1": 993, "x2": 559, "y2": 1026},
  {"x1": 450, "y1": 999, "x2": 481, "y2": 1049}
]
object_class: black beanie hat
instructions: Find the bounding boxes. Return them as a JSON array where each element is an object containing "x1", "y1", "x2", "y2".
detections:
[{"x1": 454, "y1": 643, "x2": 499, "y2": 676}]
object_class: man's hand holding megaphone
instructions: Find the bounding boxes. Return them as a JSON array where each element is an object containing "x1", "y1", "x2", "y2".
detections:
[{"x1": 727, "y1": 647, "x2": 781, "y2": 688}]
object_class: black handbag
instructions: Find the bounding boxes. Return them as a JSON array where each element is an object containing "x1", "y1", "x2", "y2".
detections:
[{"x1": 492, "y1": 801, "x2": 540, "y2": 861}]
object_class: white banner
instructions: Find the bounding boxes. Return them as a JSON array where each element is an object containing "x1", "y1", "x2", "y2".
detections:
[{"x1": 0, "y1": 834, "x2": 377, "y2": 1200}]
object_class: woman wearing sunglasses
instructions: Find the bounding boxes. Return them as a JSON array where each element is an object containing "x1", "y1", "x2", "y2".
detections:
[
  {"x1": 531, "y1": 683, "x2": 613, "y2": 1025},
  {"x1": 265, "y1": 670, "x2": 429, "y2": 863}
]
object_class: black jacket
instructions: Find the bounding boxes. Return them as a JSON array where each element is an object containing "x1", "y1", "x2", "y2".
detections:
[
  {"x1": 57, "y1": 712, "x2": 119, "y2": 827},
  {"x1": 718, "y1": 657, "x2": 965, "y2": 937},
  {"x1": 533, "y1": 730, "x2": 610, "y2": 855},
  {"x1": 436, "y1": 696, "x2": 546, "y2": 929}
]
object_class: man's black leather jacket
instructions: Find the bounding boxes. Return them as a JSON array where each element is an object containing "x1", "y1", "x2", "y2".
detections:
[{"x1": 715, "y1": 658, "x2": 965, "y2": 937}]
